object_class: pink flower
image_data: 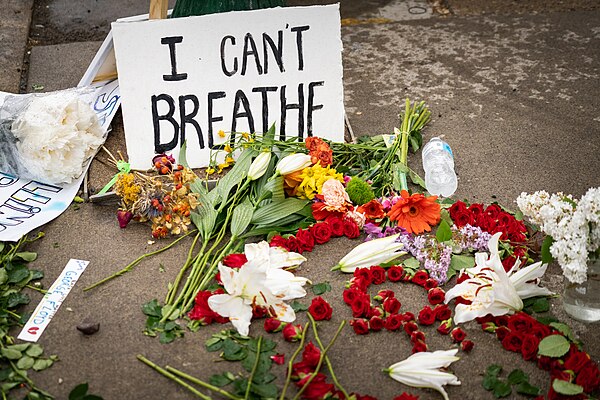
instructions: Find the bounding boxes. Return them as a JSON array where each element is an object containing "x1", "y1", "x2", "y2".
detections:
[{"x1": 322, "y1": 179, "x2": 351, "y2": 210}]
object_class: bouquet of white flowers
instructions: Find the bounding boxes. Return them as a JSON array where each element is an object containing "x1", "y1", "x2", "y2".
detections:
[
  {"x1": 517, "y1": 187, "x2": 600, "y2": 283},
  {"x1": 0, "y1": 88, "x2": 104, "y2": 184}
]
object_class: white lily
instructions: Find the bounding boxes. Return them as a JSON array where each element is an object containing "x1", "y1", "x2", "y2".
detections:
[
  {"x1": 445, "y1": 232, "x2": 552, "y2": 324},
  {"x1": 275, "y1": 153, "x2": 312, "y2": 175},
  {"x1": 244, "y1": 241, "x2": 306, "y2": 270},
  {"x1": 247, "y1": 151, "x2": 272, "y2": 181},
  {"x1": 386, "y1": 349, "x2": 461, "y2": 400},
  {"x1": 331, "y1": 234, "x2": 406, "y2": 273}
]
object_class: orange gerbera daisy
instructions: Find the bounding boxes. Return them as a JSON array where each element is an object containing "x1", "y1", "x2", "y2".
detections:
[{"x1": 387, "y1": 190, "x2": 441, "y2": 234}]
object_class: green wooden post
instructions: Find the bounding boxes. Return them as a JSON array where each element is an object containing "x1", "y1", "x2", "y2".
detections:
[{"x1": 171, "y1": 0, "x2": 286, "y2": 18}]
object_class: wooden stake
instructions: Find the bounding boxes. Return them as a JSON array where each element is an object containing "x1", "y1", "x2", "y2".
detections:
[{"x1": 149, "y1": 0, "x2": 168, "y2": 20}]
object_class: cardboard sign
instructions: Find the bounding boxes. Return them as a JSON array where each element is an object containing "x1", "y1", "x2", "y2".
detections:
[{"x1": 112, "y1": 5, "x2": 345, "y2": 170}]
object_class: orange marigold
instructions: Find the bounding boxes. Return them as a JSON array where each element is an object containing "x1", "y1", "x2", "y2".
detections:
[{"x1": 387, "y1": 190, "x2": 441, "y2": 234}]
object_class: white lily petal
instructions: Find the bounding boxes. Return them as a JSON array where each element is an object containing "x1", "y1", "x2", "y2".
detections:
[
  {"x1": 207, "y1": 294, "x2": 252, "y2": 336},
  {"x1": 510, "y1": 261, "x2": 554, "y2": 299},
  {"x1": 266, "y1": 269, "x2": 308, "y2": 300},
  {"x1": 336, "y1": 234, "x2": 405, "y2": 273},
  {"x1": 218, "y1": 264, "x2": 239, "y2": 295},
  {"x1": 271, "y1": 301, "x2": 296, "y2": 322}
]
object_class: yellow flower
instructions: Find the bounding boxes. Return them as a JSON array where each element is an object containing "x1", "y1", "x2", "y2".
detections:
[
  {"x1": 218, "y1": 130, "x2": 226, "y2": 138},
  {"x1": 295, "y1": 165, "x2": 344, "y2": 200},
  {"x1": 225, "y1": 156, "x2": 235, "y2": 164},
  {"x1": 206, "y1": 167, "x2": 216, "y2": 175},
  {"x1": 224, "y1": 144, "x2": 233, "y2": 153}
]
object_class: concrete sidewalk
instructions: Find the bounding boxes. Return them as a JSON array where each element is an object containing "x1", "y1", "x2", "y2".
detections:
[{"x1": 3, "y1": 1, "x2": 600, "y2": 399}]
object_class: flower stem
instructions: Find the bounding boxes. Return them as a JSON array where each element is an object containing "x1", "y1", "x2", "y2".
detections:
[
  {"x1": 245, "y1": 336, "x2": 262, "y2": 399},
  {"x1": 164, "y1": 365, "x2": 242, "y2": 400},
  {"x1": 83, "y1": 230, "x2": 195, "y2": 292},
  {"x1": 291, "y1": 319, "x2": 347, "y2": 400},
  {"x1": 137, "y1": 355, "x2": 212, "y2": 400},
  {"x1": 307, "y1": 314, "x2": 349, "y2": 399},
  {"x1": 279, "y1": 322, "x2": 309, "y2": 400}
]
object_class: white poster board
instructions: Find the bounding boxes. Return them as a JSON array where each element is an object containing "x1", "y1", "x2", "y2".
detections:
[{"x1": 112, "y1": 5, "x2": 345, "y2": 170}]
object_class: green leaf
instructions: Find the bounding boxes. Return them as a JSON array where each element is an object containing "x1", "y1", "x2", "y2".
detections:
[
  {"x1": 0, "y1": 268, "x2": 7, "y2": 285},
  {"x1": 263, "y1": 176, "x2": 284, "y2": 200},
  {"x1": 538, "y1": 335, "x2": 570, "y2": 357},
  {"x1": 25, "y1": 344, "x2": 44, "y2": 357},
  {"x1": 251, "y1": 382, "x2": 278, "y2": 398},
  {"x1": 251, "y1": 198, "x2": 309, "y2": 226},
  {"x1": 1, "y1": 347, "x2": 22, "y2": 360},
  {"x1": 32, "y1": 358, "x2": 54, "y2": 371},
  {"x1": 311, "y1": 282, "x2": 332, "y2": 295},
  {"x1": 69, "y1": 383, "x2": 89, "y2": 400},
  {"x1": 141, "y1": 300, "x2": 162, "y2": 318},
  {"x1": 492, "y1": 380, "x2": 512, "y2": 398},
  {"x1": 552, "y1": 379, "x2": 584, "y2": 395},
  {"x1": 14, "y1": 252, "x2": 37, "y2": 262},
  {"x1": 230, "y1": 202, "x2": 254, "y2": 237},
  {"x1": 448, "y1": 254, "x2": 475, "y2": 281},
  {"x1": 403, "y1": 257, "x2": 420, "y2": 271},
  {"x1": 486, "y1": 364, "x2": 502, "y2": 377},
  {"x1": 507, "y1": 369, "x2": 527, "y2": 385},
  {"x1": 549, "y1": 322, "x2": 577, "y2": 342},
  {"x1": 482, "y1": 375, "x2": 498, "y2": 391},
  {"x1": 160, "y1": 305, "x2": 179, "y2": 321},
  {"x1": 7, "y1": 292, "x2": 30, "y2": 308},
  {"x1": 30, "y1": 269, "x2": 44, "y2": 280},
  {"x1": 222, "y1": 338, "x2": 247, "y2": 361},
  {"x1": 541, "y1": 235, "x2": 554, "y2": 264},
  {"x1": 178, "y1": 141, "x2": 190, "y2": 168},
  {"x1": 158, "y1": 330, "x2": 175, "y2": 344},
  {"x1": 258, "y1": 339, "x2": 276, "y2": 353},
  {"x1": 516, "y1": 381, "x2": 541, "y2": 396},
  {"x1": 436, "y1": 220, "x2": 452, "y2": 242},
  {"x1": 210, "y1": 373, "x2": 233, "y2": 387},
  {"x1": 531, "y1": 297, "x2": 549, "y2": 313},
  {"x1": 205, "y1": 337, "x2": 223, "y2": 352},
  {"x1": 17, "y1": 356, "x2": 35, "y2": 370},
  {"x1": 291, "y1": 301, "x2": 308, "y2": 313},
  {"x1": 7, "y1": 265, "x2": 30, "y2": 283}
]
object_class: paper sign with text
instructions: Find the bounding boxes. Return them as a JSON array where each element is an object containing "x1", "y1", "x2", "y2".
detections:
[{"x1": 112, "y1": 5, "x2": 345, "y2": 170}]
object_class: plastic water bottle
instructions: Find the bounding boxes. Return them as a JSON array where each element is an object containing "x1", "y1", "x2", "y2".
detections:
[{"x1": 422, "y1": 137, "x2": 457, "y2": 197}]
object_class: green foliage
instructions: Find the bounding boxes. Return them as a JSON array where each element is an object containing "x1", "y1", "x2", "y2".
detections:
[
  {"x1": 290, "y1": 300, "x2": 309, "y2": 313},
  {"x1": 482, "y1": 364, "x2": 541, "y2": 398},
  {"x1": 435, "y1": 220, "x2": 453, "y2": 242},
  {"x1": 538, "y1": 335, "x2": 570, "y2": 358},
  {"x1": 69, "y1": 382, "x2": 104, "y2": 400},
  {"x1": 523, "y1": 296, "x2": 550, "y2": 314},
  {"x1": 311, "y1": 282, "x2": 332, "y2": 296},
  {"x1": 541, "y1": 235, "x2": 554, "y2": 264},
  {"x1": 345, "y1": 177, "x2": 375, "y2": 206},
  {"x1": 142, "y1": 299, "x2": 184, "y2": 344},
  {"x1": 552, "y1": 379, "x2": 584, "y2": 395}
]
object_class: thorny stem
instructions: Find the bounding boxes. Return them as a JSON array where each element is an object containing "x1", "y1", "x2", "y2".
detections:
[{"x1": 279, "y1": 322, "x2": 309, "y2": 400}]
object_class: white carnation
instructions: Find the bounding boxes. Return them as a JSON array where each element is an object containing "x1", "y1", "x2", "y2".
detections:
[{"x1": 11, "y1": 91, "x2": 104, "y2": 184}]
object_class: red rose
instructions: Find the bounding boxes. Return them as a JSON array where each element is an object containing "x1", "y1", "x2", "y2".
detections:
[
  {"x1": 434, "y1": 304, "x2": 452, "y2": 321},
  {"x1": 291, "y1": 360, "x2": 313, "y2": 381},
  {"x1": 521, "y1": 334, "x2": 540, "y2": 361},
  {"x1": 427, "y1": 288, "x2": 446, "y2": 305},
  {"x1": 537, "y1": 356, "x2": 553, "y2": 371},
  {"x1": 343, "y1": 288, "x2": 361, "y2": 305},
  {"x1": 310, "y1": 222, "x2": 332, "y2": 245},
  {"x1": 418, "y1": 306, "x2": 436, "y2": 325},
  {"x1": 295, "y1": 228, "x2": 315, "y2": 253},
  {"x1": 350, "y1": 295, "x2": 371, "y2": 318},
  {"x1": 222, "y1": 253, "x2": 248, "y2": 268},
  {"x1": 564, "y1": 347, "x2": 591, "y2": 373},
  {"x1": 370, "y1": 266, "x2": 387, "y2": 284},
  {"x1": 269, "y1": 235, "x2": 288, "y2": 249},
  {"x1": 351, "y1": 318, "x2": 369, "y2": 335},
  {"x1": 374, "y1": 289, "x2": 395, "y2": 302},
  {"x1": 402, "y1": 312, "x2": 415, "y2": 322},
  {"x1": 354, "y1": 267, "x2": 373, "y2": 285},
  {"x1": 501, "y1": 332, "x2": 523, "y2": 352},
  {"x1": 355, "y1": 395, "x2": 378, "y2": 400},
  {"x1": 285, "y1": 236, "x2": 301, "y2": 253},
  {"x1": 403, "y1": 321, "x2": 419, "y2": 335},
  {"x1": 412, "y1": 340, "x2": 428, "y2": 353},
  {"x1": 252, "y1": 305, "x2": 268, "y2": 319},
  {"x1": 469, "y1": 203, "x2": 485, "y2": 217},
  {"x1": 326, "y1": 216, "x2": 345, "y2": 237},
  {"x1": 349, "y1": 277, "x2": 369, "y2": 292},
  {"x1": 452, "y1": 210, "x2": 474, "y2": 227},
  {"x1": 343, "y1": 219, "x2": 361, "y2": 239},
  {"x1": 383, "y1": 297, "x2": 402, "y2": 315},
  {"x1": 437, "y1": 319, "x2": 452, "y2": 335},
  {"x1": 393, "y1": 393, "x2": 420, "y2": 400},
  {"x1": 302, "y1": 375, "x2": 335, "y2": 400},
  {"x1": 461, "y1": 340, "x2": 474, "y2": 352},
  {"x1": 451, "y1": 327, "x2": 467, "y2": 343},
  {"x1": 456, "y1": 272, "x2": 470, "y2": 283},
  {"x1": 530, "y1": 322, "x2": 552, "y2": 340},
  {"x1": 449, "y1": 200, "x2": 468, "y2": 218},
  {"x1": 116, "y1": 210, "x2": 133, "y2": 228},
  {"x1": 368, "y1": 307, "x2": 383, "y2": 319},
  {"x1": 575, "y1": 361, "x2": 600, "y2": 393},
  {"x1": 301, "y1": 342, "x2": 321, "y2": 368},
  {"x1": 411, "y1": 270, "x2": 429, "y2": 286},
  {"x1": 410, "y1": 331, "x2": 426, "y2": 343},
  {"x1": 495, "y1": 326, "x2": 510, "y2": 341},
  {"x1": 308, "y1": 296, "x2": 333, "y2": 321},
  {"x1": 387, "y1": 265, "x2": 405, "y2": 282},
  {"x1": 271, "y1": 353, "x2": 285, "y2": 365},
  {"x1": 424, "y1": 278, "x2": 439, "y2": 290},
  {"x1": 384, "y1": 314, "x2": 404, "y2": 331},
  {"x1": 188, "y1": 290, "x2": 227, "y2": 324},
  {"x1": 494, "y1": 315, "x2": 510, "y2": 326},
  {"x1": 508, "y1": 312, "x2": 535, "y2": 333},
  {"x1": 264, "y1": 317, "x2": 286, "y2": 333},
  {"x1": 484, "y1": 203, "x2": 501, "y2": 218},
  {"x1": 369, "y1": 316, "x2": 384, "y2": 331},
  {"x1": 283, "y1": 323, "x2": 303, "y2": 342}
]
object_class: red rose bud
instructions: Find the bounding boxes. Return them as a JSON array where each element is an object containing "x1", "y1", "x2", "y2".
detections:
[
  {"x1": 456, "y1": 272, "x2": 470, "y2": 284},
  {"x1": 369, "y1": 266, "x2": 387, "y2": 284},
  {"x1": 308, "y1": 296, "x2": 333, "y2": 321},
  {"x1": 354, "y1": 268, "x2": 373, "y2": 285},
  {"x1": 411, "y1": 270, "x2": 429, "y2": 286},
  {"x1": 350, "y1": 295, "x2": 372, "y2": 318},
  {"x1": 367, "y1": 306, "x2": 383, "y2": 319},
  {"x1": 424, "y1": 278, "x2": 439, "y2": 290},
  {"x1": 326, "y1": 216, "x2": 345, "y2": 237},
  {"x1": 410, "y1": 331, "x2": 426, "y2": 343},
  {"x1": 343, "y1": 219, "x2": 361, "y2": 239},
  {"x1": 271, "y1": 353, "x2": 285, "y2": 365},
  {"x1": 301, "y1": 342, "x2": 321, "y2": 368},
  {"x1": 412, "y1": 340, "x2": 428, "y2": 354},
  {"x1": 310, "y1": 222, "x2": 333, "y2": 245},
  {"x1": 264, "y1": 318, "x2": 286, "y2": 333},
  {"x1": 451, "y1": 327, "x2": 467, "y2": 343},
  {"x1": 350, "y1": 318, "x2": 370, "y2": 335},
  {"x1": 461, "y1": 340, "x2": 474, "y2": 352},
  {"x1": 374, "y1": 289, "x2": 395, "y2": 302},
  {"x1": 434, "y1": 304, "x2": 452, "y2": 321},
  {"x1": 427, "y1": 287, "x2": 446, "y2": 305},
  {"x1": 521, "y1": 334, "x2": 540, "y2": 361},
  {"x1": 402, "y1": 312, "x2": 415, "y2": 322},
  {"x1": 480, "y1": 321, "x2": 497, "y2": 332},
  {"x1": 117, "y1": 210, "x2": 133, "y2": 229},
  {"x1": 283, "y1": 323, "x2": 304, "y2": 342},
  {"x1": 403, "y1": 321, "x2": 419, "y2": 335},
  {"x1": 295, "y1": 228, "x2": 315, "y2": 253},
  {"x1": 501, "y1": 332, "x2": 523, "y2": 352},
  {"x1": 495, "y1": 326, "x2": 510, "y2": 341},
  {"x1": 343, "y1": 288, "x2": 360, "y2": 305},
  {"x1": 383, "y1": 297, "x2": 402, "y2": 315},
  {"x1": 437, "y1": 318, "x2": 453, "y2": 335},
  {"x1": 252, "y1": 305, "x2": 268, "y2": 319},
  {"x1": 418, "y1": 306, "x2": 436, "y2": 326},
  {"x1": 387, "y1": 265, "x2": 405, "y2": 282},
  {"x1": 369, "y1": 316, "x2": 385, "y2": 332},
  {"x1": 222, "y1": 253, "x2": 248, "y2": 268},
  {"x1": 384, "y1": 314, "x2": 404, "y2": 331}
]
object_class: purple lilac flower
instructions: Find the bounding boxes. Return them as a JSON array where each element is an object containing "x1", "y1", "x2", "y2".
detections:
[{"x1": 453, "y1": 224, "x2": 491, "y2": 252}]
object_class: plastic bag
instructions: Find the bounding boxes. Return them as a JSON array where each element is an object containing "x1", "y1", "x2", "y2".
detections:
[{"x1": 0, "y1": 87, "x2": 105, "y2": 184}]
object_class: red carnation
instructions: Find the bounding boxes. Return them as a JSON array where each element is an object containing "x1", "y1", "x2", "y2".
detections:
[
  {"x1": 387, "y1": 265, "x2": 405, "y2": 282},
  {"x1": 451, "y1": 327, "x2": 467, "y2": 343},
  {"x1": 461, "y1": 340, "x2": 474, "y2": 352},
  {"x1": 264, "y1": 318, "x2": 286, "y2": 333},
  {"x1": 427, "y1": 287, "x2": 446, "y2": 305},
  {"x1": 383, "y1": 297, "x2": 402, "y2": 315},
  {"x1": 369, "y1": 316, "x2": 384, "y2": 332},
  {"x1": 370, "y1": 265, "x2": 387, "y2": 284},
  {"x1": 343, "y1": 218, "x2": 361, "y2": 239},
  {"x1": 350, "y1": 294, "x2": 371, "y2": 318},
  {"x1": 310, "y1": 222, "x2": 332, "y2": 245},
  {"x1": 296, "y1": 228, "x2": 315, "y2": 253},
  {"x1": 434, "y1": 304, "x2": 452, "y2": 321},
  {"x1": 351, "y1": 318, "x2": 369, "y2": 335},
  {"x1": 326, "y1": 216, "x2": 345, "y2": 237},
  {"x1": 283, "y1": 323, "x2": 303, "y2": 342},
  {"x1": 411, "y1": 270, "x2": 429, "y2": 286},
  {"x1": 222, "y1": 253, "x2": 248, "y2": 268},
  {"x1": 308, "y1": 296, "x2": 333, "y2": 321},
  {"x1": 301, "y1": 342, "x2": 321, "y2": 368},
  {"x1": 384, "y1": 314, "x2": 404, "y2": 331}
]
